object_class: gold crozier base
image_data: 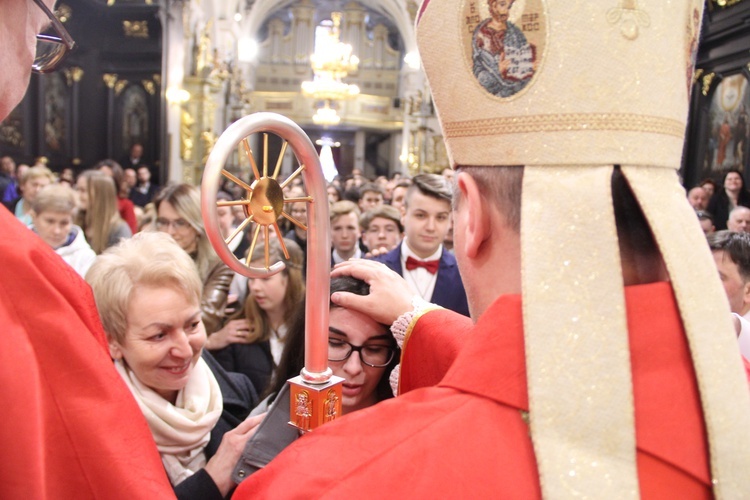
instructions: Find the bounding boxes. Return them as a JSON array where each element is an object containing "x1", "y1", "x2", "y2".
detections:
[{"x1": 288, "y1": 375, "x2": 344, "y2": 433}]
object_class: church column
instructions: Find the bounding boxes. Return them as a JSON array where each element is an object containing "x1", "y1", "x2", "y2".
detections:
[
  {"x1": 160, "y1": 0, "x2": 187, "y2": 183},
  {"x1": 354, "y1": 129, "x2": 366, "y2": 174}
]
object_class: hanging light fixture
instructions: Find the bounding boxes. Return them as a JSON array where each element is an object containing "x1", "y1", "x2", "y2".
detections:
[
  {"x1": 302, "y1": 12, "x2": 359, "y2": 124},
  {"x1": 312, "y1": 101, "x2": 341, "y2": 126}
]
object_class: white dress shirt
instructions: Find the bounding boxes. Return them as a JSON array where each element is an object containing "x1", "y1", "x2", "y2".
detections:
[{"x1": 400, "y1": 239, "x2": 442, "y2": 301}]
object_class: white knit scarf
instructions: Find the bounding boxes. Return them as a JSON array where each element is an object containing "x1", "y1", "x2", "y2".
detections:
[{"x1": 115, "y1": 357, "x2": 223, "y2": 485}]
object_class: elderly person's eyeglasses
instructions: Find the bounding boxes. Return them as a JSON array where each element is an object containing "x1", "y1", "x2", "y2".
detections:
[
  {"x1": 328, "y1": 338, "x2": 395, "y2": 368},
  {"x1": 32, "y1": 0, "x2": 76, "y2": 74}
]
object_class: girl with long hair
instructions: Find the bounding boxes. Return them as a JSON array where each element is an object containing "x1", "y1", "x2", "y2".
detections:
[
  {"x1": 208, "y1": 238, "x2": 305, "y2": 396},
  {"x1": 75, "y1": 170, "x2": 132, "y2": 254}
]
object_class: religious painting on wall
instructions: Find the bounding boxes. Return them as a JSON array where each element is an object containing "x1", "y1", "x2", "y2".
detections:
[
  {"x1": 0, "y1": 104, "x2": 27, "y2": 153},
  {"x1": 120, "y1": 85, "x2": 149, "y2": 152},
  {"x1": 703, "y1": 73, "x2": 750, "y2": 175},
  {"x1": 43, "y1": 72, "x2": 69, "y2": 155}
]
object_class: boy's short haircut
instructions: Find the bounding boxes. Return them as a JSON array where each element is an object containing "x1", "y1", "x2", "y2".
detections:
[
  {"x1": 329, "y1": 200, "x2": 361, "y2": 222},
  {"x1": 405, "y1": 174, "x2": 452, "y2": 208},
  {"x1": 360, "y1": 205, "x2": 403, "y2": 233},
  {"x1": 359, "y1": 182, "x2": 384, "y2": 198},
  {"x1": 707, "y1": 230, "x2": 750, "y2": 282}
]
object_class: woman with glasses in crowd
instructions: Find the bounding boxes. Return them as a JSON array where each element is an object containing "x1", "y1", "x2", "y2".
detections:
[
  {"x1": 75, "y1": 170, "x2": 132, "y2": 254},
  {"x1": 232, "y1": 275, "x2": 398, "y2": 479},
  {"x1": 155, "y1": 184, "x2": 233, "y2": 335}
]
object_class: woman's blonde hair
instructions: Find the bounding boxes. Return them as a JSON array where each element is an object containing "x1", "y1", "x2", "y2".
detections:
[
  {"x1": 153, "y1": 184, "x2": 217, "y2": 282},
  {"x1": 31, "y1": 183, "x2": 76, "y2": 214},
  {"x1": 76, "y1": 170, "x2": 124, "y2": 254},
  {"x1": 243, "y1": 238, "x2": 305, "y2": 343},
  {"x1": 85, "y1": 232, "x2": 202, "y2": 345},
  {"x1": 20, "y1": 165, "x2": 55, "y2": 186}
]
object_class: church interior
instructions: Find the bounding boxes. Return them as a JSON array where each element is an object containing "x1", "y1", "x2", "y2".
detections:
[{"x1": 1, "y1": 0, "x2": 749, "y2": 187}]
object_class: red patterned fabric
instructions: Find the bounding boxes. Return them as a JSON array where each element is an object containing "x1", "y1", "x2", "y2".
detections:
[
  {"x1": 234, "y1": 282, "x2": 713, "y2": 498},
  {"x1": 0, "y1": 207, "x2": 174, "y2": 499}
]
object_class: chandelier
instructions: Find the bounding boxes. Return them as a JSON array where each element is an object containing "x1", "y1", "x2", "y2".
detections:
[
  {"x1": 309, "y1": 12, "x2": 359, "y2": 79},
  {"x1": 302, "y1": 12, "x2": 359, "y2": 124},
  {"x1": 312, "y1": 102, "x2": 341, "y2": 126}
]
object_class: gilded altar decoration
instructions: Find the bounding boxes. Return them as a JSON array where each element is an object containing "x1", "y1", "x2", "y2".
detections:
[
  {"x1": 63, "y1": 66, "x2": 84, "y2": 86},
  {"x1": 462, "y1": 0, "x2": 546, "y2": 99},
  {"x1": 123, "y1": 20, "x2": 149, "y2": 39},
  {"x1": 55, "y1": 4, "x2": 72, "y2": 23},
  {"x1": 103, "y1": 73, "x2": 130, "y2": 97},
  {"x1": 114, "y1": 80, "x2": 128, "y2": 96},
  {"x1": 693, "y1": 68, "x2": 704, "y2": 85},
  {"x1": 702, "y1": 72, "x2": 716, "y2": 97},
  {"x1": 103, "y1": 73, "x2": 118, "y2": 89},
  {"x1": 606, "y1": 0, "x2": 650, "y2": 40},
  {"x1": 142, "y1": 80, "x2": 156, "y2": 95},
  {"x1": 180, "y1": 110, "x2": 195, "y2": 160},
  {"x1": 201, "y1": 129, "x2": 217, "y2": 165},
  {"x1": 195, "y1": 20, "x2": 214, "y2": 76},
  {"x1": 713, "y1": 0, "x2": 746, "y2": 7}
]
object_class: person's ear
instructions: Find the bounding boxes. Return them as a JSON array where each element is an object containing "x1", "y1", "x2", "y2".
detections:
[
  {"x1": 743, "y1": 281, "x2": 750, "y2": 311},
  {"x1": 108, "y1": 340, "x2": 124, "y2": 361},
  {"x1": 455, "y1": 172, "x2": 490, "y2": 259}
]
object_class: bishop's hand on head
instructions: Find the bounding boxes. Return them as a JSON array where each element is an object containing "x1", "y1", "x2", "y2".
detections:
[{"x1": 331, "y1": 259, "x2": 417, "y2": 326}]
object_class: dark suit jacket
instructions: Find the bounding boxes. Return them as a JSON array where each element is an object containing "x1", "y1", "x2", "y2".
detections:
[
  {"x1": 373, "y1": 245, "x2": 470, "y2": 317},
  {"x1": 129, "y1": 183, "x2": 161, "y2": 208}
]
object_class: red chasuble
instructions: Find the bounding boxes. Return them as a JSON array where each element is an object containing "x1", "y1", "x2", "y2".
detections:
[
  {"x1": 0, "y1": 208, "x2": 174, "y2": 498},
  {"x1": 235, "y1": 282, "x2": 713, "y2": 498}
]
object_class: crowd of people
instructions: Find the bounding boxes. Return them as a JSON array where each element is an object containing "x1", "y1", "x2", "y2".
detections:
[
  {"x1": 1, "y1": 134, "x2": 465, "y2": 496},
  {"x1": 3, "y1": 0, "x2": 750, "y2": 498}
]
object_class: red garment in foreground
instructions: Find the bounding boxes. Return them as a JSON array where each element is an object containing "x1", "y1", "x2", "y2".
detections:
[
  {"x1": 235, "y1": 282, "x2": 713, "y2": 499},
  {"x1": 0, "y1": 208, "x2": 174, "y2": 498}
]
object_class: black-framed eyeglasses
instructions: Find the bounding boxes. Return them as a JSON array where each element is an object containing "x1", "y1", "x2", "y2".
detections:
[
  {"x1": 32, "y1": 0, "x2": 76, "y2": 74},
  {"x1": 328, "y1": 338, "x2": 395, "y2": 368}
]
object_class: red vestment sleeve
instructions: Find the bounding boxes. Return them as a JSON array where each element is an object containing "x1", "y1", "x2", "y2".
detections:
[
  {"x1": 0, "y1": 208, "x2": 174, "y2": 498},
  {"x1": 398, "y1": 308, "x2": 473, "y2": 394}
]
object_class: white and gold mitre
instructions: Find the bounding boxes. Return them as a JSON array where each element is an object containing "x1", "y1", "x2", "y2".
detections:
[
  {"x1": 417, "y1": 1, "x2": 750, "y2": 499},
  {"x1": 417, "y1": 0, "x2": 701, "y2": 169}
]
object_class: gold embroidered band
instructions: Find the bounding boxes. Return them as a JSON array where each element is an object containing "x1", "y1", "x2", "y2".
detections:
[{"x1": 444, "y1": 113, "x2": 685, "y2": 139}]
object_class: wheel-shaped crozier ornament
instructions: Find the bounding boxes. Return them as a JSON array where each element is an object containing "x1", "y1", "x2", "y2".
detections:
[{"x1": 201, "y1": 113, "x2": 342, "y2": 431}]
